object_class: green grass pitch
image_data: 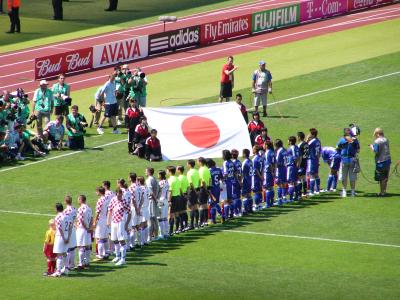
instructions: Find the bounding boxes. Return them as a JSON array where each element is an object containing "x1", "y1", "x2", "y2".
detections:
[{"x1": 1, "y1": 19, "x2": 400, "y2": 300}]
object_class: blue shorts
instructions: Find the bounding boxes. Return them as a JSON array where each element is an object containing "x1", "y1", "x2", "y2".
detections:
[
  {"x1": 210, "y1": 187, "x2": 220, "y2": 203},
  {"x1": 225, "y1": 181, "x2": 233, "y2": 200},
  {"x1": 104, "y1": 103, "x2": 118, "y2": 117},
  {"x1": 232, "y1": 182, "x2": 241, "y2": 200},
  {"x1": 307, "y1": 159, "x2": 319, "y2": 175},
  {"x1": 275, "y1": 166, "x2": 287, "y2": 184},
  {"x1": 330, "y1": 157, "x2": 341, "y2": 171},
  {"x1": 252, "y1": 178, "x2": 262, "y2": 193},
  {"x1": 287, "y1": 166, "x2": 297, "y2": 183},
  {"x1": 241, "y1": 178, "x2": 252, "y2": 195},
  {"x1": 263, "y1": 172, "x2": 274, "y2": 188}
]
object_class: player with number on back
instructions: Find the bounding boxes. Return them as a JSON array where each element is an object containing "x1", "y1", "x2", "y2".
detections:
[
  {"x1": 222, "y1": 150, "x2": 235, "y2": 221},
  {"x1": 94, "y1": 187, "x2": 111, "y2": 261},
  {"x1": 286, "y1": 137, "x2": 300, "y2": 202},
  {"x1": 63, "y1": 196, "x2": 77, "y2": 272},
  {"x1": 241, "y1": 149, "x2": 253, "y2": 214},
  {"x1": 275, "y1": 139, "x2": 287, "y2": 206},
  {"x1": 231, "y1": 149, "x2": 243, "y2": 217},
  {"x1": 157, "y1": 170, "x2": 170, "y2": 238},
  {"x1": 307, "y1": 128, "x2": 322, "y2": 196},
  {"x1": 52, "y1": 203, "x2": 71, "y2": 277},
  {"x1": 252, "y1": 145, "x2": 264, "y2": 211},
  {"x1": 76, "y1": 195, "x2": 93, "y2": 270},
  {"x1": 207, "y1": 159, "x2": 223, "y2": 223},
  {"x1": 263, "y1": 141, "x2": 275, "y2": 208}
]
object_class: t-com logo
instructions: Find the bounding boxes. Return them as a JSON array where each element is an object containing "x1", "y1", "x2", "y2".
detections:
[{"x1": 149, "y1": 26, "x2": 200, "y2": 55}]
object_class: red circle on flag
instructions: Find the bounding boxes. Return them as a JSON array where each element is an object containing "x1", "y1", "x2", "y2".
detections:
[{"x1": 181, "y1": 116, "x2": 220, "y2": 148}]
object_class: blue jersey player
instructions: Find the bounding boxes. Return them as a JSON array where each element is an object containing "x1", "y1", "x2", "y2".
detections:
[
  {"x1": 321, "y1": 146, "x2": 341, "y2": 192},
  {"x1": 252, "y1": 145, "x2": 264, "y2": 211},
  {"x1": 263, "y1": 141, "x2": 275, "y2": 208},
  {"x1": 231, "y1": 149, "x2": 243, "y2": 216},
  {"x1": 274, "y1": 139, "x2": 287, "y2": 205},
  {"x1": 307, "y1": 128, "x2": 322, "y2": 195},
  {"x1": 207, "y1": 159, "x2": 223, "y2": 224},
  {"x1": 241, "y1": 149, "x2": 253, "y2": 214},
  {"x1": 222, "y1": 150, "x2": 235, "y2": 221},
  {"x1": 286, "y1": 136, "x2": 300, "y2": 202}
]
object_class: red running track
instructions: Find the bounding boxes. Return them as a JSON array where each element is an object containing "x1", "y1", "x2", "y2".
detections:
[{"x1": 0, "y1": 2, "x2": 399, "y2": 94}]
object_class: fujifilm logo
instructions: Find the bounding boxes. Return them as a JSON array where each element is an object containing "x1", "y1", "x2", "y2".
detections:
[{"x1": 150, "y1": 26, "x2": 199, "y2": 53}]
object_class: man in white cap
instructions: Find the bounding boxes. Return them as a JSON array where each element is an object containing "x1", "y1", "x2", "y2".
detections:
[
  {"x1": 32, "y1": 80, "x2": 54, "y2": 137},
  {"x1": 252, "y1": 61, "x2": 272, "y2": 117}
]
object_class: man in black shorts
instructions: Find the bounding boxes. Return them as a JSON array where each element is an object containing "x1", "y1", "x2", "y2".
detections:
[
  {"x1": 167, "y1": 166, "x2": 182, "y2": 236},
  {"x1": 219, "y1": 56, "x2": 238, "y2": 102},
  {"x1": 97, "y1": 73, "x2": 120, "y2": 135}
]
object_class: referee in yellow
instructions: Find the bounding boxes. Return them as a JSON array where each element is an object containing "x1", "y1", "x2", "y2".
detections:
[{"x1": 167, "y1": 166, "x2": 181, "y2": 236}]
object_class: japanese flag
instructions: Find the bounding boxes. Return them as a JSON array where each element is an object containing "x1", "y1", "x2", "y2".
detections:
[{"x1": 142, "y1": 102, "x2": 252, "y2": 160}]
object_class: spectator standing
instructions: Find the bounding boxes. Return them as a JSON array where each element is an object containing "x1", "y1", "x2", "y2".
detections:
[
  {"x1": 32, "y1": 80, "x2": 54, "y2": 138},
  {"x1": 6, "y1": 0, "x2": 20, "y2": 33},
  {"x1": 52, "y1": 0, "x2": 63, "y2": 20},
  {"x1": 105, "y1": 0, "x2": 118, "y2": 11},
  {"x1": 252, "y1": 61, "x2": 272, "y2": 117},
  {"x1": 370, "y1": 128, "x2": 391, "y2": 196},
  {"x1": 219, "y1": 56, "x2": 238, "y2": 102},
  {"x1": 97, "y1": 74, "x2": 119, "y2": 135},
  {"x1": 52, "y1": 74, "x2": 70, "y2": 116}
]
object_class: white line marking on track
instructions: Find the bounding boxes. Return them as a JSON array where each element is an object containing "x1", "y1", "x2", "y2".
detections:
[
  {"x1": 268, "y1": 71, "x2": 400, "y2": 106},
  {"x1": 0, "y1": 209, "x2": 53, "y2": 217},
  {"x1": 13, "y1": 8, "x2": 398, "y2": 93},
  {"x1": 0, "y1": 139, "x2": 127, "y2": 173},
  {"x1": 1, "y1": 71, "x2": 397, "y2": 173},
  {"x1": 223, "y1": 230, "x2": 400, "y2": 249}
]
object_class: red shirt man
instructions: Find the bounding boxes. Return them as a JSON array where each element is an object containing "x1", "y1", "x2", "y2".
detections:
[{"x1": 219, "y1": 56, "x2": 238, "y2": 102}]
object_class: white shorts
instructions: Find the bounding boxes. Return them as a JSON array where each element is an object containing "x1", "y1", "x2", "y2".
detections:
[
  {"x1": 158, "y1": 202, "x2": 169, "y2": 219},
  {"x1": 131, "y1": 209, "x2": 141, "y2": 227},
  {"x1": 53, "y1": 234, "x2": 68, "y2": 254},
  {"x1": 140, "y1": 208, "x2": 150, "y2": 223},
  {"x1": 95, "y1": 220, "x2": 109, "y2": 239},
  {"x1": 76, "y1": 227, "x2": 91, "y2": 247},
  {"x1": 254, "y1": 93, "x2": 267, "y2": 106},
  {"x1": 111, "y1": 221, "x2": 128, "y2": 241},
  {"x1": 67, "y1": 228, "x2": 77, "y2": 249}
]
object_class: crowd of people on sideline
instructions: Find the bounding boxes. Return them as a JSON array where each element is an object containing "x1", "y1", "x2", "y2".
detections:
[
  {"x1": 0, "y1": 63, "x2": 165, "y2": 162},
  {"x1": 43, "y1": 123, "x2": 392, "y2": 277}
]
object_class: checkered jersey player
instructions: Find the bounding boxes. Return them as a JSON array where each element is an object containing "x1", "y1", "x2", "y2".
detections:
[{"x1": 76, "y1": 195, "x2": 93, "y2": 270}]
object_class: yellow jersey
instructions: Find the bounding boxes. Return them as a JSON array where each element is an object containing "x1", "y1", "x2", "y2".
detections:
[{"x1": 44, "y1": 229, "x2": 55, "y2": 245}]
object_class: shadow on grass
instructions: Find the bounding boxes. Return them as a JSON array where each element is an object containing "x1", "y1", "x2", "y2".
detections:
[{"x1": 79, "y1": 197, "x2": 334, "y2": 272}]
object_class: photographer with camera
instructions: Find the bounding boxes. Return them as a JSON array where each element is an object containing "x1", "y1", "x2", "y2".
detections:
[
  {"x1": 32, "y1": 80, "x2": 54, "y2": 138},
  {"x1": 115, "y1": 65, "x2": 128, "y2": 125},
  {"x1": 97, "y1": 74, "x2": 119, "y2": 135},
  {"x1": 52, "y1": 74, "x2": 71, "y2": 117},
  {"x1": 66, "y1": 105, "x2": 87, "y2": 150},
  {"x1": 369, "y1": 128, "x2": 391, "y2": 197},
  {"x1": 43, "y1": 115, "x2": 65, "y2": 150},
  {"x1": 13, "y1": 88, "x2": 30, "y2": 125},
  {"x1": 0, "y1": 97, "x2": 9, "y2": 132},
  {"x1": 128, "y1": 68, "x2": 148, "y2": 108},
  {"x1": 337, "y1": 127, "x2": 360, "y2": 198}
]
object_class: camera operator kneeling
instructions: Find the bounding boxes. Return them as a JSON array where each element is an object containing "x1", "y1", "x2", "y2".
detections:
[{"x1": 66, "y1": 105, "x2": 87, "y2": 150}]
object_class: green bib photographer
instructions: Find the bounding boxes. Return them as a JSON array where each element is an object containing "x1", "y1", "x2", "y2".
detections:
[
  {"x1": 32, "y1": 80, "x2": 54, "y2": 138},
  {"x1": 52, "y1": 74, "x2": 71, "y2": 117},
  {"x1": 66, "y1": 105, "x2": 87, "y2": 150}
]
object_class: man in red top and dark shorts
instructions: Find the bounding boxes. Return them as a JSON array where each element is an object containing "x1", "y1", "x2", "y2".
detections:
[{"x1": 219, "y1": 56, "x2": 238, "y2": 102}]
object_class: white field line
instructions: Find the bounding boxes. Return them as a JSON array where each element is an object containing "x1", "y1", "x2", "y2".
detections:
[
  {"x1": 223, "y1": 230, "x2": 400, "y2": 249},
  {"x1": 0, "y1": 71, "x2": 398, "y2": 173},
  {"x1": 0, "y1": 139, "x2": 127, "y2": 173},
  {"x1": 1, "y1": 6, "x2": 398, "y2": 90},
  {"x1": 5, "y1": 7, "x2": 397, "y2": 94},
  {"x1": 268, "y1": 71, "x2": 400, "y2": 106},
  {"x1": 0, "y1": 209, "x2": 53, "y2": 217},
  {"x1": 0, "y1": 0, "x2": 269, "y2": 59}
]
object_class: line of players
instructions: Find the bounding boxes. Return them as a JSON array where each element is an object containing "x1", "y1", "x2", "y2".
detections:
[{"x1": 49, "y1": 128, "x2": 337, "y2": 277}]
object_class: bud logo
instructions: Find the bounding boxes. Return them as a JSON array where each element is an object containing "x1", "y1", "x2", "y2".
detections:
[
  {"x1": 149, "y1": 26, "x2": 200, "y2": 55},
  {"x1": 34, "y1": 47, "x2": 93, "y2": 79}
]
